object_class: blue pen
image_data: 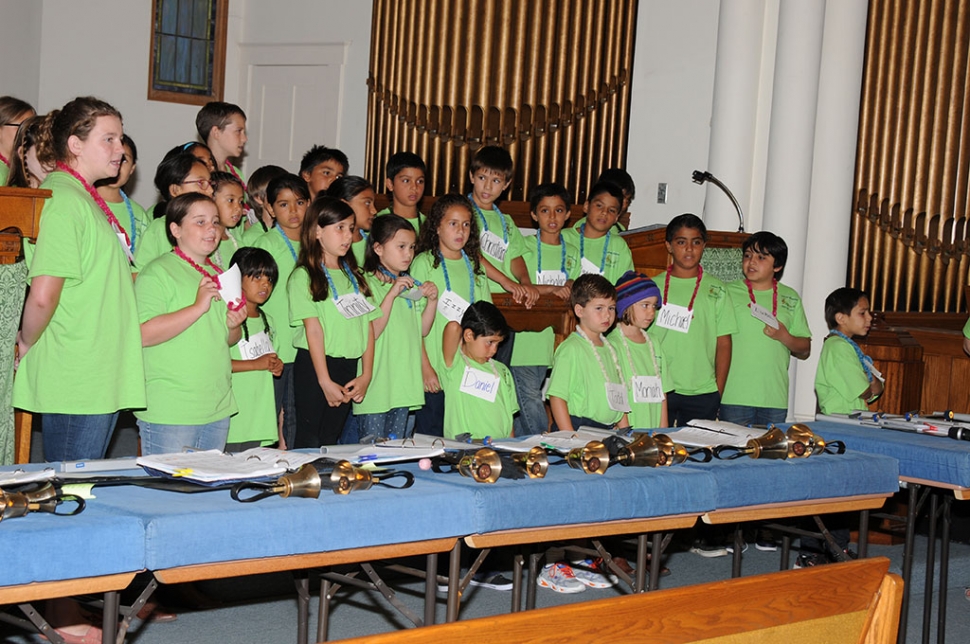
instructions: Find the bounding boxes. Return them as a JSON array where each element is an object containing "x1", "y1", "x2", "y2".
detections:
[{"x1": 358, "y1": 454, "x2": 380, "y2": 462}]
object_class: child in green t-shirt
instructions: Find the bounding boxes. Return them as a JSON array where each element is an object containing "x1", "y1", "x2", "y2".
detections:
[
  {"x1": 242, "y1": 164, "x2": 287, "y2": 244},
  {"x1": 196, "y1": 101, "x2": 247, "y2": 184},
  {"x1": 721, "y1": 232, "x2": 812, "y2": 425},
  {"x1": 227, "y1": 247, "x2": 284, "y2": 450},
  {"x1": 648, "y1": 213, "x2": 737, "y2": 426},
  {"x1": 96, "y1": 134, "x2": 149, "y2": 262},
  {"x1": 547, "y1": 274, "x2": 631, "y2": 432},
  {"x1": 377, "y1": 151, "x2": 427, "y2": 231},
  {"x1": 354, "y1": 214, "x2": 438, "y2": 439},
  {"x1": 209, "y1": 171, "x2": 246, "y2": 269},
  {"x1": 814, "y1": 287, "x2": 884, "y2": 415},
  {"x1": 327, "y1": 176, "x2": 377, "y2": 266},
  {"x1": 572, "y1": 168, "x2": 636, "y2": 232},
  {"x1": 608, "y1": 271, "x2": 667, "y2": 429},
  {"x1": 441, "y1": 301, "x2": 518, "y2": 440},
  {"x1": 562, "y1": 181, "x2": 635, "y2": 284},
  {"x1": 300, "y1": 144, "x2": 348, "y2": 200}
]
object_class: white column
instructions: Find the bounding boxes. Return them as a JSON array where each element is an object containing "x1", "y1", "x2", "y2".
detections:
[
  {"x1": 704, "y1": 0, "x2": 767, "y2": 232},
  {"x1": 792, "y1": 0, "x2": 870, "y2": 419}
]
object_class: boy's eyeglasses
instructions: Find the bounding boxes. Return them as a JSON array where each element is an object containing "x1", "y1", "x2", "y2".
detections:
[{"x1": 182, "y1": 179, "x2": 212, "y2": 189}]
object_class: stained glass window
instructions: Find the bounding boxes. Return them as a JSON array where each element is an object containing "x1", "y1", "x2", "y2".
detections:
[{"x1": 148, "y1": 0, "x2": 226, "y2": 105}]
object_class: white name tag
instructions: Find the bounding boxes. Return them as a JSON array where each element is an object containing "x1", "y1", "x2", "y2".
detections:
[
  {"x1": 656, "y1": 302, "x2": 693, "y2": 333},
  {"x1": 750, "y1": 303, "x2": 779, "y2": 329},
  {"x1": 117, "y1": 232, "x2": 135, "y2": 263},
  {"x1": 460, "y1": 364, "x2": 499, "y2": 402},
  {"x1": 606, "y1": 383, "x2": 630, "y2": 412},
  {"x1": 437, "y1": 291, "x2": 471, "y2": 324},
  {"x1": 480, "y1": 231, "x2": 508, "y2": 263},
  {"x1": 399, "y1": 286, "x2": 425, "y2": 302},
  {"x1": 870, "y1": 364, "x2": 885, "y2": 383},
  {"x1": 580, "y1": 256, "x2": 602, "y2": 276},
  {"x1": 237, "y1": 330, "x2": 274, "y2": 360},
  {"x1": 632, "y1": 375, "x2": 665, "y2": 403},
  {"x1": 535, "y1": 270, "x2": 567, "y2": 286},
  {"x1": 335, "y1": 293, "x2": 376, "y2": 320}
]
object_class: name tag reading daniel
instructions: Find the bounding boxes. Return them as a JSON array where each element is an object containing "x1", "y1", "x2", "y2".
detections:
[
  {"x1": 237, "y1": 330, "x2": 274, "y2": 360},
  {"x1": 460, "y1": 365, "x2": 499, "y2": 402},
  {"x1": 656, "y1": 302, "x2": 693, "y2": 333},
  {"x1": 335, "y1": 293, "x2": 376, "y2": 320},
  {"x1": 437, "y1": 291, "x2": 471, "y2": 324},
  {"x1": 632, "y1": 375, "x2": 665, "y2": 404},
  {"x1": 480, "y1": 231, "x2": 508, "y2": 263},
  {"x1": 606, "y1": 383, "x2": 630, "y2": 412},
  {"x1": 535, "y1": 270, "x2": 567, "y2": 286},
  {"x1": 750, "y1": 303, "x2": 779, "y2": 329}
]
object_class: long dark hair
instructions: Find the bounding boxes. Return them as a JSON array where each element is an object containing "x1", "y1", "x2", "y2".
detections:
[
  {"x1": 416, "y1": 193, "x2": 482, "y2": 272},
  {"x1": 153, "y1": 153, "x2": 208, "y2": 219},
  {"x1": 295, "y1": 196, "x2": 372, "y2": 302},
  {"x1": 363, "y1": 214, "x2": 416, "y2": 273}
]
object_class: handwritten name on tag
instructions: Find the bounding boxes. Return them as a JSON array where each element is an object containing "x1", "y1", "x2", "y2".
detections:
[
  {"x1": 632, "y1": 375, "x2": 665, "y2": 403},
  {"x1": 237, "y1": 330, "x2": 274, "y2": 360},
  {"x1": 656, "y1": 302, "x2": 693, "y2": 333},
  {"x1": 606, "y1": 383, "x2": 630, "y2": 412},
  {"x1": 335, "y1": 293, "x2": 376, "y2": 320},
  {"x1": 535, "y1": 270, "x2": 567, "y2": 286},
  {"x1": 480, "y1": 231, "x2": 508, "y2": 263},
  {"x1": 460, "y1": 365, "x2": 499, "y2": 402},
  {"x1": 580, "y1": 256, "x2": 602, "y2": 276},
  {"x1": 750, "y1": 303, "x2": 779, "y2": 329},
  {"x1": 438, "y1": 291, "x2": 471, "y2": 324}
]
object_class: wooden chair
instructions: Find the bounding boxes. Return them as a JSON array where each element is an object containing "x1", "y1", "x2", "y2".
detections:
[{"x1": 334, "y1": 557, "x2": 903, "y2": 644}]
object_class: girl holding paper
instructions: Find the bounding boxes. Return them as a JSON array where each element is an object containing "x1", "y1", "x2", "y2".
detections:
[{"x1": 135, "y1": 193, "x2": 247, "y2": 454}]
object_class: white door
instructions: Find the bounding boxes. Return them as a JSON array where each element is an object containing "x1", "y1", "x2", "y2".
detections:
[{"x1": 240, "y1": 44, "x2": 346, "y2": 175}]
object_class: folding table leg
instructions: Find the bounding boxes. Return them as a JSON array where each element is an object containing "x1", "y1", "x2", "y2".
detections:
[
  {"x1": 937, "y1": 494, "x2": 952, "y2": 644},
  {"x1": 898, "y1": 483, "x2": 918, "y2": 644},
  {"x1": 780, "y1": 534, "x2": 791, "y2": 570},
  {"x1": 526, "y1": 551, "x2": 543, "y2": 610},
  {"x1": 445, "y1": 542, "x2": 461, "y2": 623},
  {"x1": 511, "y1": 553, "x2": 523, "y2": 613},
  {"x1": 294, "y1": 572, "x2": 310, "y2": 644},
  {"x1": 645, "y1": 533, "x2": 657, "y2": 592},
  {"x1": 317, "y1": 576, "x2": 333, "y2": 643},
  {"x1": 424, "y1": 553, "x2": 438, "y2": 626},
  {"x1": 857, "y1": 509, "x2": 869, "y2": 558},
  {"x1": 102, "y1": 591, "x2": 119, "y2": 644},
  {"x1": 921, "y1": 492, "x2": 938, "y2": 644},
  {"x1": 731, "y1": 524, "x2": 743, "y2": 578}
]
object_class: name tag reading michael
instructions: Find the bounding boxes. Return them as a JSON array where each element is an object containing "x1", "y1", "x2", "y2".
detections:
[
  {"x1": 437, "y1": 291, "x2": 471, "y2": 324},
  {"x1": 656, "y1": 302, "x2": 693, "y2": 333},
  {"x1": 632, "y1": 375, "x2": 665, "y2": 403},
  {"x1": 460, "y1": 365, "x2": 499, "y2": 402},
  {"x1": 335, "y1": 293, "x2": 376, "y2": 320},
  {"x1": 237, "y1": 330, "x2": 275, "y2": 360},
  {"x1": 606, "y1": 383, "x2": 630, "y2": 413},
  {"x1": 480, "y1": 231, "x2": 508, "y2": 263},
  {"x1": 750, "y1": 303, "x2": 779, "y2": 329},
  {"x1": 535, "y1": 270, "x2": 567, "y2": 286},
  {"x1": 580, "y1": 257, "x2": 603, "y2": 276}
]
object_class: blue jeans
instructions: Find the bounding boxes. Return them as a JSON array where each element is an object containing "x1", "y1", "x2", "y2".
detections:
[
  {"x1": 42, "y1": 412, "x2": 118, "y2": 462},
  {"x1": 718, "y1": 404, "x2": 788, "y2": 426},
  {"x1": 338, "y1": 413, "x2": 361, "y2": 444},
  {"x1": 137, "y1": 418, "x2": 231, "y2": 455},
  {"x1": 552, "y1": 415, "x2": 613, "y2": 432},
  {"x1": 667, "y1": 391, "x2": 721, "y2": 427},
  {"x1": 511, "y1": 365, "x2": 550, "y2": 436},
  {"x1": 273, "y1": 363, "x2": 297, "y2": 449},
  {"x1": 356, "y1": 408, "x2": 409, "y2": 441}
]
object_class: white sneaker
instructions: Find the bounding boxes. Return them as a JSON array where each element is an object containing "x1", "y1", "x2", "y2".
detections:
[
  {"x1": 536, "y1": 563, "x2": 586, "y2": 594},
  {"x1": 569, "y1": 558, "x2": 618, "y2": 588}
]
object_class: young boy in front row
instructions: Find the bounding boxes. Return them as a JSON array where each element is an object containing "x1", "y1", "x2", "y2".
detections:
[
  {"x1": 378, "y1": 151, "x2": 427, "y2": 232},
  {"x1": 720, "y1": 232, "x2": 812, "y2": 425},
  {"x1": 300, "y1": 144, "x2": 349, "y2": 200},
  {"x1": 562, "y1": 181, "x2": 635, "y2": 284}
]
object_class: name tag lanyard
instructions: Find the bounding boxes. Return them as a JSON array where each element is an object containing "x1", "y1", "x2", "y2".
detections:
[
  {"x1": 460, "y1": 346, "x2": 499, "y2": 378},
  {"x1": 378, "y1": 266, "x2": 423, "y2": 309},
  {"x1": 323, "y1": 262, "x2": 363, "y2": 300},
  {"x1": 662, "y1": 264, "x2": 703, "y2": 312},
  {"x1": 468, "y1": 195, "x2": 508, "y2": 246},
  {"x1": 830, "y1": 330, "x2": 874, "y2": 380},
  {"x1": 575, "y1": 328, "x2": 625, "y2": 387},
  {"x1": 213, "y1": 228, "x2": 241, "y2": 269},
  {"x1": 241, "y1": 309, "x2": 270, "y2": 342},
  {"x1": 537, "y1": 234, "x2": 567, "y2": 279},
  {"x1": 746, "y1": 278, "x2": 777, "y2": 316},
  {"x1": 121, "y1": 190, "x2": 136, "y2": 254},
  {"x1": 56, "y1": 161, "x2": 133, "y2": 263},
  {"x1": 618, "y1": 328, "x2": 661, "y2": 381},
  {"x1": 275, "y1": 224, "x2": 298, "y2": 262},
  {"x1": 440, "y1": 250, "x2": 476, "y2": 303},
  {"x1": 579, "y1": 224, "x2": 611, "y2": 273}
]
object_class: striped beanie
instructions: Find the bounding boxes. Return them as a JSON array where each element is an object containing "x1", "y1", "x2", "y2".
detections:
[{"x1": 614, "y1": 271, "x2": 662, "y2": 319}]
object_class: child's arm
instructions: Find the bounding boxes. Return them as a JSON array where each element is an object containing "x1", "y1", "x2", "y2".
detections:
[
  {"x1": 227, "y1": 307, "x2": 247, "y2": 345},
  {"x1": 442, "y1": 320, "x2": 462, "y2": 369},
  {"x1": 510, "y1": 256, "x2": 541, "y2": 306},
  {"x1": 345, "y1": 322, "x2": 375, "y2": 403},
  {"x1": 715, "y1": 334, "x2": 732, "y2": 396},
  {"x1": 660, "y1": 398, "x2": 669, "y2": 428},
  {"x1": 232, "y1": 353, "x2": 283, "y2": 376},
  {"x1": 16, "y1": 275, "x2": 64, "y2": 364},
  {"x1": 549, "y1": 396, "x2": 573, "y2": 432},
  {"x1": 764, "y1": 322, "x2": 811, "y2": 360},
  {"x1": 862, "y1": 374, "x2": 885, "y2": 402},
  {"x1": 616, "y1": 412, "x2": 630, "y2": 429},
  {"x1": 482, "y1": 258, "x2": 535, "y2": 308},
  {"x1": 140, "y1": 276, "x2": 219, "y2": 347},
  {"x1": 420, "y1": 282, "x2": 439, "y2": 336},
  {"x1": 304, "y1": 317, "x2": 347, "y2": 406},
  {"x1": 420, "y1": 344, "x2": 440, "y2": 393},
  {"x1": 373, "y1": 276, "x2": 415, "y2": 338}
]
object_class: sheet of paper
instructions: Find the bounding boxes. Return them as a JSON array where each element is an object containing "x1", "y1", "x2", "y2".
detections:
[
  {"x1": 319, "y1": 444, "x2": 444, "y2": 464},
  {"x1": 0, "y1": 468, "x2": 56, "y2": 487},
  {"x1": 137, "y1": 449, "x2": 293, "y2": 483},
  {"x1": 218, "y1": 264, "x2": 244, "y2": 309},
  {"x1": 664, "y1": 422, "x2": 767, "y2": 448}
]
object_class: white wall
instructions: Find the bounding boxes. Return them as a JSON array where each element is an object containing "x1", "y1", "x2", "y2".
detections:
[{"x1": 0, "y1": 1, "x2": 42, "y2": 107}]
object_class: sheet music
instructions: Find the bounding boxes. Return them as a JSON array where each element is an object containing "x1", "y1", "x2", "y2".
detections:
[
  {"x1": 665, "y1": 421, "x2": 767, "y2": 448},
  {"x1": 0, "y1": 468, "x2": 56, "y2": 487},
  {"x1": 137, "y1": 448, "x2": 318, "y2": 483}
]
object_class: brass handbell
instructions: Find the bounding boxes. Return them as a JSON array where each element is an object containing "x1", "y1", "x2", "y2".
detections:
[
  {"x1": 511, "y1": 446, "x2": 549, "y2": 478},
  {"x1": 0, "y1": 483, "x2": 85, "y2": 523},
  {"x1": 714, "y1": 427, "x2": 790, "y2": 460},
  {"x1": 458, "y1": 448, "x2": 502, "y2": 483},
  {"x1": 614, "y1": 433, "x2": 665, "y2": 467},
  {"x1": 278, "y1": 459, "x2": 375, "y2": 497},
  {"x1": 785, "y1": 424, "x2": 817, "y2": 458},
  {"x1": 653, "y1": 433, "x2": 690, "y2": 465},
  {"x1": 565, "y1": 441, "x2": 610, "y2": 475}
]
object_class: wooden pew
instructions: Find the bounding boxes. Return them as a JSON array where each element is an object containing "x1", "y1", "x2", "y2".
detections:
[{"x1": 334, "y1": 557, "x2": 903, "y2": 644}]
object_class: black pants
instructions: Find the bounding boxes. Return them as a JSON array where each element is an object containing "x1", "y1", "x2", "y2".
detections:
[
  {"x1": 293, "y1": 349, "x2": 358, "y2": 447},
  {"x1": 413, "y1": 390, "x2": 445, "y2": 438},
  {"x1": 667, "y1": 391, "x2": 721, "y2": 427}
]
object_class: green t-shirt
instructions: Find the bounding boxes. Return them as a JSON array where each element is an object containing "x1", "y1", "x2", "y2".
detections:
[
  {"x1": 648, "y1": 270, "x2": 737, "y2": 396},
  {"x1": 721, "y1": 280, "x2": 812, "y2": 408},
  {"x1": 134, "y1": 215, "x2": 172, "y2": 270},
  {"x1": 287, "y1": 265, "x2": 380, "y2": 358},
  {"x1": 511, "y1": 234, "x2": 582, "y2": 367},
  {"x1": 441, "y1": 351, "x2": 518, "y2": 440},
  {"x1": 351, "y1": 236, "x2": 367, "y2": 267},
  {"x1": 0, "y1": 160, "x2": 9, "y2": 185},
  {"x1": 815, "y1": 334, "x2": 870, "y2": 414},
  {"x1": 241, "y1": 221, "x2": 269, "y2": 245},
  {"x1": 409, "y1": 251, "x2": 491, "y2": 375},
  {"x1": 353, "y1": 273, "x2": 426, "y2": 415},
  {"x1": 253, "y1": 227, "x2": 300, "y2": 363},
  {"x1": 472, "y1": 205, "x2": 528, "y2": 294},
  {"x1": 228, "y1": 312, "x2": 278, "y2": 445},
  {"x1": 572, "y1": 216, "x2": 627, "y2": 233},
  {"x1": 963, "y1": 318, "x2": 970, "y2": 339},
  {"x1": 561, "y1": 226, "x2": 634, "y2": 284},
  {"x1": 546, "y1": 332, "x2": 625, "y2": 426},
  {"x1": 12, "y1": 171, "x2": 146, "y2": 414},
  {"x1": 608, "y1": 328, "x2": 666, "y2": 429},
  {"x1": 106, "y1": 193, "x2": 150, "y2": 261},
  {"x1": 212, "y1": 228, "x2": 244, "y2": 270},
  {"x1": 134, "y1": 252, "x2": 237, "y2": 424},
  {"x1": 376, "y1": 207, "x2": 425, "y2": 232}
]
